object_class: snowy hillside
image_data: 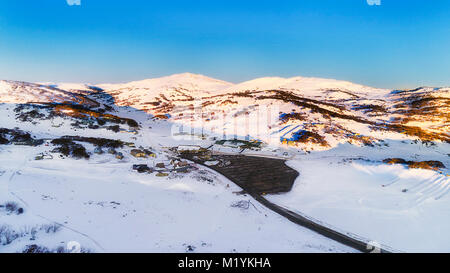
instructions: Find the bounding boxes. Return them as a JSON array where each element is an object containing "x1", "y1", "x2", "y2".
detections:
[
  {"x1": 0, "y1": 80, "x2": 93, "y2": 105},
  {"x1": 97, "y1": 73, "x2": 233, "y2": 113},
  {"x1": 218, "y1": 76, "x2": 390, "y2": 98},
  {"x1": 100, "y1": 74, "x2": 449, "y2": 151},
  {"x1": 1, "y1": 73, "x2": 449, "y2": 253}
]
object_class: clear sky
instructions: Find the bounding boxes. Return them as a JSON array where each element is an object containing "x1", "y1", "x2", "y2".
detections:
[{"x1": 0, "y1": 0, "x2": 449, "y2": 88}]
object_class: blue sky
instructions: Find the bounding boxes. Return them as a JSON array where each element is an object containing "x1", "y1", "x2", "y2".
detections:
[{"x1": 0, "y1": 0, "x2": 449, "y2": 88}]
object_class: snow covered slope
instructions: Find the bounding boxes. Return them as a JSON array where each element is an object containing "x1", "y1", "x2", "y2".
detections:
[
  {"x1": 218, "y1": 76, "x2": 390, "y2": 98},
  {"x1": 388, "y1": 87, "x2": 449, "y2": 136},
  {"x1": 0, "y1": 80, "x2": 95, "y2": 105},
  {"x1": 268, "y1": 142, "x2": 450, "y2": 252},
  {"x1": 99, "y1": 74, "x2": 449, "y2": 151},
  {"x1": 97, "y1": 73, "x2": 233, "y2": 113},
  {"x1": 0, "y1": 73, "x2": 449, "y2": 253}
]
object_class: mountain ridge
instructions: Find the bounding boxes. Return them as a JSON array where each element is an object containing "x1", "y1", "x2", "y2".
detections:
[{"x1": 1, "y1": 74, "x2": 448, "y2": 150}]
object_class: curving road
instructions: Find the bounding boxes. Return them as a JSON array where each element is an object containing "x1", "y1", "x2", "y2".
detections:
[{"x1": 182, "y1": 152, "x2": 396, "y2": 253}]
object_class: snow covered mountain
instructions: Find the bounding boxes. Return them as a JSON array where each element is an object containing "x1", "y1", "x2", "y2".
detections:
[
  {"x1": 96, "y1": 73, "x2": 449, "y2": 151},
  {"x1": 1, "y1": 73, "x2": 449, "y2": 253},
  {"x1": 0, "y1": 80, "x2": 92, "y2": 105},
  {"x1": 97, "y1": 73, "x2": 233, "y2": 113},
  {"x1": 1, "y1": 73, "x2": 448, "y2": 151}
]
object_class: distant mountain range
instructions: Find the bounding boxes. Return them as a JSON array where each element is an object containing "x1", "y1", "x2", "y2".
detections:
[{"x1": 1, "y1": 73, "x2": 448, "y2": 150}]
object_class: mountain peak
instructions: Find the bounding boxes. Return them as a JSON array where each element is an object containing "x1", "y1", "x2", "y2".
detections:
[{"x1": 98, "y1": 73, "x2": 233, "y2": 90}]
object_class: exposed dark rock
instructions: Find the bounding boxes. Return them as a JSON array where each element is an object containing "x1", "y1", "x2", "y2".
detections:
[
  {"x1": 383, "y1": 158, "x2": 446, "y2": 170},
  {"x1": 132, "y1": 164, "x2": 152, "y2": 173}
]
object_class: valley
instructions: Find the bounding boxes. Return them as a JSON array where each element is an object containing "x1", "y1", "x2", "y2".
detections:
[{"x1": 0, "y1": 73, "x2": 448, "y2": 252}]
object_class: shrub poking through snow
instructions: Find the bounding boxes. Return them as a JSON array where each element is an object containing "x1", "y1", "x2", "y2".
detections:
[
  {"x1": 0, "y1": 201, "x2": 24, "y2": 215},
  {"x1": 0, "y1": 128, "x2": 44, "y2": 146},
  {"x1": 41, "y1": 223, "x2": 62, "y2": 234},
  {"x1": 132, "y1": 164, "x2": 152, "y2": 173},
  {"x1": 4, "y1": 201, "x2": 19, "y2": 213},
  {"x1": 53, "y1": 136, "x2": 124, "y2": 148},
  {"x1": 51, "y1": 136, "x2": 124, "y2": 159},
  {"x1": 0, "y1": 222, "x2": 64, "y2": 248},
  {"x1": 126, "y1": 119, "x2": 139, "y2": 128},
  {"x1": 231, "y1": 200, "x2": 250, "y2": 210},
  {"x1": 0, "y1": 225, "x2": 19, "y2": 245},
  {"x1": 23, "y1": 244, "x2": 50, "y2": 253},
  {"x1": 383, "y1": 158, "x2": 446, "y2": 171},
  {"x1": 51, "y1": 139, "x2": 90, "y2": 159},
  {"x1": 280, "y1": 112, "x2": 307, "y2": 124},
  {"x1": 0, "y1": 135, "x2": 8, "y2": 144},
  {"x1": 51, "y1": 103, "x2": 140, "y2": 129},
  {"x1": 280, "y1": 129, "x2": 329, "y2": 147},
  {"x1": 408, "y1": 161, "x2": 446, "y2": 170},
  {"x1": 107, "y1": 125, "x2": 120, "y2": 133},
  {"x1": 383, "y1": 158, "x2": 407, "y2": 165},
  {"x1": 23, "y1": 244, "x2": 92, "y2": 253},
  {"x1": 185, "y1": 245, "x2": 196, "y2": 252},
  {"x1": 16, "y1": 109, "x2": 46, "y2": 123}
]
